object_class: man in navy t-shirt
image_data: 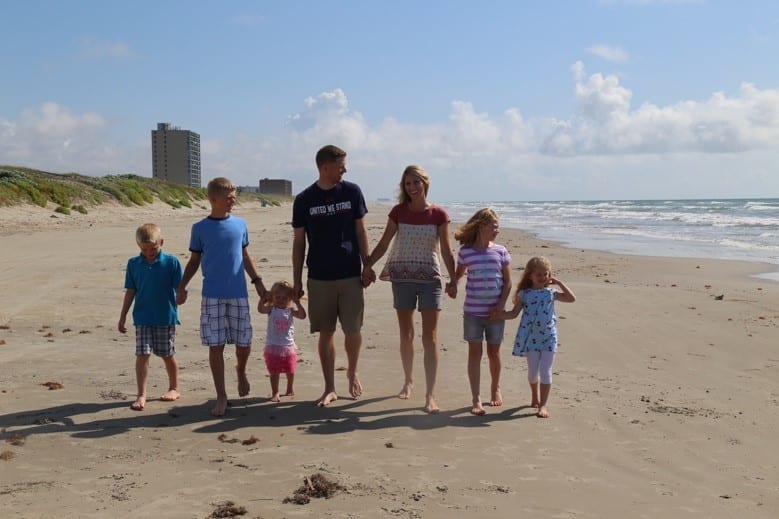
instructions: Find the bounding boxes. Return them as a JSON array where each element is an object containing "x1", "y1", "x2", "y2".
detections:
[{"x1": 292, "y1": 144, "x2": 371, "y2": 406}]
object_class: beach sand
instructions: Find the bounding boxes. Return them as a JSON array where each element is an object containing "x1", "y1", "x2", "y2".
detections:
[{"x1": 1, "y1": 200, "x2": 777, "y2": 518}]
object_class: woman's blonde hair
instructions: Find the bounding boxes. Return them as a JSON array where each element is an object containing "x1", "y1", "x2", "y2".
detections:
[
  {"x1": 397, "y1": 165, "x2": 430, "y2": 204},
  {"x1": 454, "y1": 207, "x2": 499, "y2": 247},
  {"x1": 517, "y1": 256, "x2": 552, "y2": 291}
]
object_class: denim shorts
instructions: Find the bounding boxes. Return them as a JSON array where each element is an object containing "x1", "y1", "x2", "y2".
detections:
[
  {"x1": 463, "y1": 313, "x2": 505, "y2": 344},
  {"x1": 392, "y1": 281, "x2": 442, "y2": 311}
]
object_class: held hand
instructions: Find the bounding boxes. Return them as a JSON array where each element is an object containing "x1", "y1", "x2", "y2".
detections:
[
  {"x1": 176, "y1": 288, "x2": 187, "y2": 305},
  {"x1": 361, "y1": 266, "x2": 376, "y2": 288},
  {"x1": 293, "y1": 282, "x2": 304, "y2": 300},
  {"x1": 445, "y1": 281, "x2": 457, "y2": 299}
]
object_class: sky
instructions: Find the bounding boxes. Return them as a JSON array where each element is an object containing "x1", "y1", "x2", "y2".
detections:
[{"x1": 2, "y1": 0, "x2": 779, "y2": 202}]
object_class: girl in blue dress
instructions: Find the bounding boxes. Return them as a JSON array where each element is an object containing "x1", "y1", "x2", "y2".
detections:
[{"x1": 501, "y1": 257, "x2": 575, "y2": 418}]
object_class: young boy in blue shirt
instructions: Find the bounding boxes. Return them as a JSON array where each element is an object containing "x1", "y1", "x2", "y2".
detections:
[
  {"x1": 177, "y1": 177, "x2": 268, "y2": 416},
  {"x1": 118, "y1": 223, "x2": 183, "y2": 411}
]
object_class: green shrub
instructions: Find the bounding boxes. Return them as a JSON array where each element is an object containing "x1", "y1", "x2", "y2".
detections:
[
  {"x1": 54, "y1": 205, "x2": 71, "y2": 215},
  {"x1": 73, "y1": 204, "x2": 88, "y2": 214}
]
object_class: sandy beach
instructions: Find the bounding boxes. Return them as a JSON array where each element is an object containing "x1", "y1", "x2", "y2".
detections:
[{"x1": 1, "y1": 199, "x2": 777, "y2": 518}]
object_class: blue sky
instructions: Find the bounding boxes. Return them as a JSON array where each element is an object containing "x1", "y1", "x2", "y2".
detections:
[{"x1": 2, "y1": 0, "x2": 779, "y2": 201}]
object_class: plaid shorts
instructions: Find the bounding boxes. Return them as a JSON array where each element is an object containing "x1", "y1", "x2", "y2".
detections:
[
  {"x1": 199, "y1": 297, "x2": 253, "y2": 347},
  {"x1": 135, "y1": 325, "x2": 176, "y2": 357}
]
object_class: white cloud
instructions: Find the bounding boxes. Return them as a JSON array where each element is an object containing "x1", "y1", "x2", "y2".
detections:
[
  {"x1": 586, "y1": 44, "x2": 629, "y2": 63},
  {"x1": 3, "y1": 67, "x2": 779, "y2": 201}
]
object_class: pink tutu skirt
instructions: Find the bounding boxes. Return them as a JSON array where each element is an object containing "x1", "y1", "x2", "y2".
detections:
[{"x1": 264, "y1": 344, "x2": 298, "y2": 375}]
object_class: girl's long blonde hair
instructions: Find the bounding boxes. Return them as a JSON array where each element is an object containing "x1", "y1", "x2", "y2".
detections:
[
  {"x1": 454, "y1": 207, "x2": 498, "y2": 247},
  {"x1": 517, "y1": 256, "x2": 552, "y2": 291}
]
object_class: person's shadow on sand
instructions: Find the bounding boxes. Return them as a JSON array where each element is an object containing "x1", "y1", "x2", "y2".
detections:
[{"x1": 1, "y1": 394, "x2": 539, "y2": 441}]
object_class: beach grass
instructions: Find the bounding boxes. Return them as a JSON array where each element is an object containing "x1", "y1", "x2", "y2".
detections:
[{"x1": 0, "y1": 166, "x2": 283, "y2": 212}]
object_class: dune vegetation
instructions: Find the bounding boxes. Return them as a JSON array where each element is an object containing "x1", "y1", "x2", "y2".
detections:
[{"x1": 0, "y1": 166, "x2": 281, "y2": 214}]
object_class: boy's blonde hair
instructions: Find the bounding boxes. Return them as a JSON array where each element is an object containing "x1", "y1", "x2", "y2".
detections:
[
  {"x1": 207, "y1": 177, "x2": 236, "y2": 197},
  {"x1": 517, "y1": 256, "x2": 552, "y2": 291},
  {"x1": 454, "y1": 207, "x2": 499, "y2": 247},
  {"x1": 135, "y1": 223, "x2": 161, "y2": 244},
  {"x1": 397, "y1": 165, "x2": 430, "y2": 204}
]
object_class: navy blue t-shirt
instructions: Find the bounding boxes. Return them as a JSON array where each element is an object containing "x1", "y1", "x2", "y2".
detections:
[{"x1": 292, "y1": 180, "x2": 368, "y2": 280}]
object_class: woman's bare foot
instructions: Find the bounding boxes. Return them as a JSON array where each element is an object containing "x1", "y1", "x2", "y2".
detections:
[
  {"x1": 236, "y1": 368, "x2": 250, "y2": 397},
  {"x1": 424, "y1": 395, "x2": 440, "y2": 414},
  {"x1": 489, "y1": 389, "x2": 503, "y2": 407},
  {"x1": 160, "y1": 389, "x2": 180, "y2": 402},
  {"x1": 470, "y1": 398, "x2": 486, "y2": 416},
  {"x1": 536, "y1": 405, "x2": 549, "y2": 418},
  {"x1": 347, "y1": 371, "x2": 362, "y2": 398},
  {"x1": 130, "y1": 395, "x2": 146, "y2": 411},
  {"x1": 315, "y1": 391, "x2": 338, "y2": 407},
  {"x1": 270, "y1": 393, "x2": 281, "y2": 403},
  {"x1": 398, "y1": 381, "x2": 413, "y2": 400},
  {"x1": 211, "y1": 397, "x2": 228, "y2": 416}
]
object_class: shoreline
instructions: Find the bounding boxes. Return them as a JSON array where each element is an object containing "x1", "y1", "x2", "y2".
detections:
[{"x1": 2, "y1": 199, "x2": 777, "y2": 281}]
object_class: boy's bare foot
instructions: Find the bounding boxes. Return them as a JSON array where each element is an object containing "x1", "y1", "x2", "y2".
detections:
[
  {"x1": 531, "y1": 399, "x2": 540, "y2": 408},
  {"x1": 270, "y1": 393, "x2": 281, "y2": 403},
  {"x1": 211, "y1": 397, "x2": 228, "y2": 416},
  {"x1": 398, "y1": 381, "x2": 413, "y2": 399},
  {"x1": 537, "y1": 405, "x2": 549, "y2": 418},
  {"x1": 489, "y1": 389, "x2": 503, "y2": 407},
  {"x1": 347, "y1": 371, "x2": 362, "y2": 398},
  {"x1": 424, "y1": 396, "x2": 440, "y2": 414},
  {"x1": 236, "y1": 368, "x2": 250, "y2": 397},
  {"x1": 130, "y1": 396, "x2": 146, "y2": 411},
  {"x1": 470, "y1": 399, "x2": 486, "y2": 416},
  {"x1": 160, "y1": 389, "x2": 180, "y2": 402},
  {"x1": 315, "y1": 391, "x2": 338, "y2": 407}
]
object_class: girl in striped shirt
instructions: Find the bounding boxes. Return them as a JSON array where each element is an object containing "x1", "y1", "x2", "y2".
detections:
[{"x1": 451, "y1": 208, "x2": 512, "y2": 416}]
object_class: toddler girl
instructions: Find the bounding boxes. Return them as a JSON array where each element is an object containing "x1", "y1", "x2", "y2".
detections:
[{"x1": 258, "y1": 280, "x2": 306, "y2": 402}]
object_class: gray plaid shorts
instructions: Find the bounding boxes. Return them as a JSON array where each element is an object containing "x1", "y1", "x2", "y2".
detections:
[{"x1": 135, "y1": 325, "x2": 176, "y2": 357}]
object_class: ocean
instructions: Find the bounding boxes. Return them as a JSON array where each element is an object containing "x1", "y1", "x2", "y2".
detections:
[{"x1": 445, "y1": 199, "x2": 779, "y2": 281}]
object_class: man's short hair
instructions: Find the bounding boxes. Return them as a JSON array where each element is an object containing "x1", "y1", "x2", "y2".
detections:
[{"x1": 315, "y1": 145, "x2": 347, "y2": 168}]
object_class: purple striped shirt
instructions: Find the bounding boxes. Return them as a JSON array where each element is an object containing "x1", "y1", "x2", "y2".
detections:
[{"x1": 457, "y1": 244, "x2": 511, "y2": 316}]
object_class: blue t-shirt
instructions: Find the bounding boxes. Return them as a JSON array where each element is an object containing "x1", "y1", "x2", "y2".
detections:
[
  {"x1": 189, "y1": 215, "x2": 250, "y2": 298},
  {"x1": 124, "y1": 250, "x2": 183, "y2": 326},
  {"x1": 292, "y1": 180, "x2": 368, "y2": 280}
]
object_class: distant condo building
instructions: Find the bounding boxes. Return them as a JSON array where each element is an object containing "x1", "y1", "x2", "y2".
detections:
[
  {"x1": 259, "y1": 178, "x2": 292, "y2": 196},
  {"x1": 151, "y1": 122, "x2": 201, "y2": 188}
]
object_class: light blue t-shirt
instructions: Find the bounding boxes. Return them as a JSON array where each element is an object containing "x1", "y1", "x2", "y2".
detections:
[
  {"x1": 189, "y1": 215, "x2": 250, "y2": 298},
  {"x1": 124, "y1": 250, "x2": 182, "y2": 326}
]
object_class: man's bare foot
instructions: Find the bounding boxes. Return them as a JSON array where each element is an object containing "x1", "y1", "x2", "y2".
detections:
[
  {"x1": 531, "y1": 399, "x2": 540, "y2": 408},
  {"x1": 130, "y1": 396, "x2": 146, "y2": 411},
  {"x1": 537, "y1": 405, "x2": 549, "y2": 418},
  {"x1": 489, "y1": 389, "x2": 503, "y2": 407},
  {"x1": 347, "y1": 371, "x2": 362, "y2": 398},
  {"x1": 237, "y1": 368, "x2": 250, "y2": 397},
  {"x1": 270, "y1": 393, "x2": 281, "y2": 403},
  {"x1": 470, "y1": 399, "x2": 486, "y2": 416},
  {"x1": 160, "y1": 389, "x2": 180, "y2": 402},
  {"x1": 398, "y1": 381, "x2": 413, "y2": 400},
  {"x1": 424, "y1": 395, "x2": 440, "y2": 414},
  {"x1": 211, "y1": 397, "x2": 228, "y2": 416},
  {"x1": 315, "y1": 391, "x2": 338, "y2": 407},
  {"x1": 283, "y1": 390, "x2": 295, "y2": 397}
]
